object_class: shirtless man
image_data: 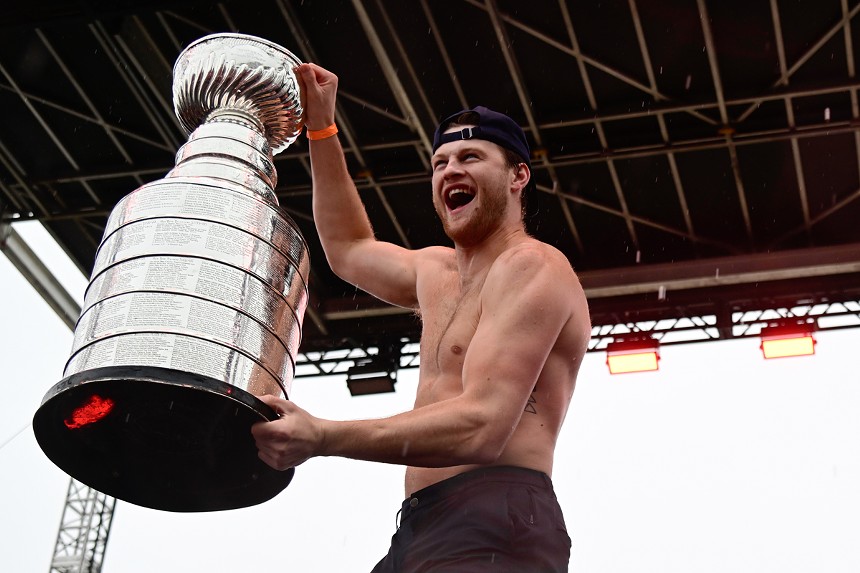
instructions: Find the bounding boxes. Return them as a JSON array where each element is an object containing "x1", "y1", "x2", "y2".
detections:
[{"x1": 252, "y1": 62, "x2": 591, "y2": 572}]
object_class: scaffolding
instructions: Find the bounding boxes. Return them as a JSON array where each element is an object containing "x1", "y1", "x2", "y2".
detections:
[{"x1": 48, "y1": 480, "x2": 116, "y2": 573}]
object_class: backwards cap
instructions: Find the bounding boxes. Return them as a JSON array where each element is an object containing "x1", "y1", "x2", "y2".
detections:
[{"x1": 432, "y1": 106, "x2": 531, "y2": 168}]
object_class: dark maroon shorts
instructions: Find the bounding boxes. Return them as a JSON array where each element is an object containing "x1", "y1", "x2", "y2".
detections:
[{"x1": 370, "y1": 466, "x2": 571, "y2": 573}]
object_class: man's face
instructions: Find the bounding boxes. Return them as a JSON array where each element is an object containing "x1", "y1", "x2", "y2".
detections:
[{"x1": 430, "y1": 134, "x2": 516, "y2": 245}]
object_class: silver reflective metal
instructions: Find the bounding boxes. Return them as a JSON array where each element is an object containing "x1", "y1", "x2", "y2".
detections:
[{"x1": 34, "y1": 33, "x2": 309, "y2": 512}]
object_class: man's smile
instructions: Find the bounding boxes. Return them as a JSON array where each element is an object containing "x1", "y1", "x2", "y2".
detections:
[{"x1": 443, "y1": 185, "x2": 476, "y2": 212}]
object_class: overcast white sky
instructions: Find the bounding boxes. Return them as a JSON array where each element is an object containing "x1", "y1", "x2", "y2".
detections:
[{"x1": 1, "y1": 221, "x2": 858, "y2": 572}]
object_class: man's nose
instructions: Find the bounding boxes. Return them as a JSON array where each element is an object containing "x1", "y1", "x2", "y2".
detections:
[{"x1": 442, "y1": 158, "x2": 465, "y2": 177}]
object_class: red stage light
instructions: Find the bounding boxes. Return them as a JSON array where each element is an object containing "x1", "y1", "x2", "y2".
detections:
[
  {"x1": 64, "y1": 394, "x2": 115, "y2": 429},
  {"x1": 759, "y1": 318, "x2": 817, "y2": 360},
  {"x1": 760, "y1": 333, "x2": 816, "y2": 359},
  {"x1": 606, "y1": 336, "x2": 660, "y2": 375}
]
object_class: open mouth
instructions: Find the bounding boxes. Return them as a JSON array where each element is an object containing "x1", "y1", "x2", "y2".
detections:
[{"x1": 445, "y1": 187, "x2": 475, "y2": 211}]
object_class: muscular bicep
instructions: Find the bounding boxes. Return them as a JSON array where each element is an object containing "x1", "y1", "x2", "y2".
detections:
[
  {"x1": 460, "y1": 249, "x2": 573, "y2": 430},
  {"x1": 330, "y1": 241, "x2": 454, "y2": 310}
]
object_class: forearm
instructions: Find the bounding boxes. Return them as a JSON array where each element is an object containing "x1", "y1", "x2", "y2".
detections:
[
  {"x1": 296, "y1": 62, "x2": 375, "y2": 274},
  {"x1": 307, "y1": 135, "x2": 375, "y2": 271},
  {"x1": 317, "y1": 397, "x2": 507, "y2": 468}
]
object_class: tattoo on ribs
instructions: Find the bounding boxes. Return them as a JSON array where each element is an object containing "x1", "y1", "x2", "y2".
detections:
[{"x1": 524, "y1": 392, "x2": 537, "y2": 415}]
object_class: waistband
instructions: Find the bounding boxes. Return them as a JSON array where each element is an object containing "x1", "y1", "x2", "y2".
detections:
[
  {"x1": 394, "y1": 466, "x2": 555, "y2": 530},
  {"x1": 403, "y1": 466, "x2": 553, "y2": 509}
]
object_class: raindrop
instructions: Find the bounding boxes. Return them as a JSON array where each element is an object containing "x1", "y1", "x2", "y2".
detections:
[
  {"x1": 824, "y1": 107, "x2": 831, "y2": 121},
  {"x1": 685, "y1": 75, "x2": 692, "y2": 90}
]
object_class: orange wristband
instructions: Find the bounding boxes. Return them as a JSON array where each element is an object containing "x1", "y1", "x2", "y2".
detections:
[{"x1": 306, "y1": 123, "x2": 338, "y2": 140}]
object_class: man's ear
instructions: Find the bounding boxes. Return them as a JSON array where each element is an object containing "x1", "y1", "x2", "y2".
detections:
[{"x1": 512, "y1": 162, "x2": 530, "y2": 193}]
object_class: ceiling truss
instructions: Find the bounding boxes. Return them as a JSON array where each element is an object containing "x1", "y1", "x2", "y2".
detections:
[{"x1": 1, "y1": 0, "x2": 859, "y2": 359}]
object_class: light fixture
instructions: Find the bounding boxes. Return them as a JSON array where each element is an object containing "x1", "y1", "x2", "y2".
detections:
[
  {"x1": 759, "y1": 318, "x2": 817, "y2": 359},
  {"x1": 606, "y1": 335, "x2": 660, "y2": 374},
  {"x1": 346, "y1": 352, "x2": 399, "y2": 396}
]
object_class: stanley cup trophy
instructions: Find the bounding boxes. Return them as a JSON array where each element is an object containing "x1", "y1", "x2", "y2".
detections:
[{"x1": 32, "y1": 34, "x2": 310, "y2": 512}]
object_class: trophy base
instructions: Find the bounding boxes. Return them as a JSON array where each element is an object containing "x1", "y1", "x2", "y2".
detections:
[{"x1": 33, "y1": 366, "x2": 294, "y2": 512}]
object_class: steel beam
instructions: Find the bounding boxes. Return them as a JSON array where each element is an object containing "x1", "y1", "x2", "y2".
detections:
[{"x1": 0, "y1": 222, "x2": 80, "y2": 329}]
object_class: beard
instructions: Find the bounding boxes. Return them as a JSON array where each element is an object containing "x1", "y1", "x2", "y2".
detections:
[{"x1": 435, "y1": 183, "x2": 509, "y2": 247}]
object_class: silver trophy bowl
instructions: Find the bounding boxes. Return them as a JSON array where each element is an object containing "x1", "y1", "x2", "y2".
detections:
[{"x1": 33, "y1": 34, "x2": 309, "y2": 512}]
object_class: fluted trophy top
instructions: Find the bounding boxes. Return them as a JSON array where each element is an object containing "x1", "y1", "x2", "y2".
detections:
[{"x1": 173, "y1": 33, "x2": 304, "y2": 154}]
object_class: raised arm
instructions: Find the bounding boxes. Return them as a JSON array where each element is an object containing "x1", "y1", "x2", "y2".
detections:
[
  {"x1": 297, "y1": 63, "x2": 420, "y2": 308},
  {"x1": 252, "y1": 244, "x2": 585, "y2": 470}
]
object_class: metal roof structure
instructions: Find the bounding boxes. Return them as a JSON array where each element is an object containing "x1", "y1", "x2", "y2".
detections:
[{"x1": 2, "y1": 0, "x2": 859, "y2": 377}]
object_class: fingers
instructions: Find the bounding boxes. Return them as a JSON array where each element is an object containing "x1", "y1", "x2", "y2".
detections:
[
  {"x1": 257, "y1": 449, "x2": 292, "y2": 472},
  {"x1": 257, "y1": 393, "x2": 288, "y2": 415},
  {"x1": 296, "y1": 62, "x2": 336, "y2": 86},
  {"x1": 252, "y1": 394, "x2": 322, "y2": 471},
  {"x1": 296, "y1": 64, "x2": 307, "y2": 113},
  {"x1": 294, "y1": 62, "x2": 337, "y2": 130},
  {"x1": 295, "y1": 62, "x2": 327, "y2": 95},
  {"x1": 251, "y1": 395, "x2": 301, "y2": 471},
  {"x1": 251, "y1": 412, "x2": 294, "y2": 471},
  {"x1": 296, "y1": 62, "x2": 316, "y2": 82},
  {"x1": 254, "y1": 427, "x2": 306, "y2": 472}
]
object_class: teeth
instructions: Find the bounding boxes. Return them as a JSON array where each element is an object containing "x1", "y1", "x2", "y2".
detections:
[
  {"x1": 445, "y1": 186, "x2": 475, "y2": 210},
  {"x1": 447, "y1": 187, "x2": 473, "y2": 199}
]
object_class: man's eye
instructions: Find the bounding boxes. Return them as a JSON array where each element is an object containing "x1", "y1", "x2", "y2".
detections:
[{"x1": 433, "y1": 160, "x2": 447, "y2": 170}]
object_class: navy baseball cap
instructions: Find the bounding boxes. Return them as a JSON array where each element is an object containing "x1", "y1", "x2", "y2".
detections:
[{"x1": 432, "y1": 106, "x2": 531, "y2": 168}]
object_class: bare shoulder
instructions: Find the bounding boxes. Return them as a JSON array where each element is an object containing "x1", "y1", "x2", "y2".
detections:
[
  {"x1": 491, "y1": 238, "x2": 581, "y2": 290},
  {"x1": 415, "y1": 245, "x2": 457, "y2": 264},
  {"x1": 413, "y1": 245, "x2": 457, "y2": 275},
  {"x1": 411, "y1": 246, "x2": 457, "y2": 308},
  {"x1": 486, "y1": 238, "x2": 591, "y2": 348}
]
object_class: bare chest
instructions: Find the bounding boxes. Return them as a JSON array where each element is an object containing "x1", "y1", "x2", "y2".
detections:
[{"x1": 416, "y1": 274, "x2": 483, "y2": 398}]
